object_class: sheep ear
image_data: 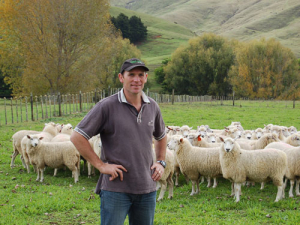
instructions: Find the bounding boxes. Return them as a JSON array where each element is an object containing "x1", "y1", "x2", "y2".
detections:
[
  {"x1": 180, "y1": 138, "x2": 183, "y2": 143},
  {"x1": 219, "y1": 137, "x2": 224, "y2": 142},
  {"x1": 190, "y1": 127, "x2": 193, "y2": 130},
  {"x1": 27, "y1": 135, "x2": 31, "y2": 139},
  {"x1": 39, "y1": 137, "x2": 44, "y2": 140},
  {"x1": 167, "y1": 126, "x2": 173, "y2": 130},
  {"x1": 197, "y1": 135, "x2": 201, "y2": 141}
]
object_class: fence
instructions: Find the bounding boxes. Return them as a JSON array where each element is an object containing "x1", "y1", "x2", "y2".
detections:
[{"x1": 0, "y1": 88, "x2": 299, "y2": 126}]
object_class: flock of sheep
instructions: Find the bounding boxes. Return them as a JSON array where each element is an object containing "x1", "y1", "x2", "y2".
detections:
[
  {"x1": 160, "y1": 123, "x2": 300, "y2": 202},
  {"x1": 10, "y1": 122, "x2": 101, "y2": 183},
  {"x1": 9, "y1": 121, "x2": 300, "y2": 203}
]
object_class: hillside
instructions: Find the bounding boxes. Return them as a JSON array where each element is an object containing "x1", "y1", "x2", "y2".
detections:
[
  {"x1": 110, "y1": 0, "x2": 300, "y2": 58},
  {"x1": 110, "y1": 7, "x2": 194, "y2": 69}
]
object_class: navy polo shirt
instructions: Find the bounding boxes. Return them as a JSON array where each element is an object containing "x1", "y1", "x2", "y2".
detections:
[{"x1": 74, "y1": 89, "x2": 166, "y2": 194}]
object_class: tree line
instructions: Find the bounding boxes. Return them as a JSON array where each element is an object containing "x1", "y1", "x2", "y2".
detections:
[
  {"x1": 155, "y1": 33, "x2": 300, "y2": 100},
  {"x1": 111, "y1": 13, "x2": 147, "y2": 44},
  {"x1": 0, "y1": 0, "x2": 143, "y2": 97}
]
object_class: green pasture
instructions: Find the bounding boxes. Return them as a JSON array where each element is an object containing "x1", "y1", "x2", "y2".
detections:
[{"x1": 1, "y1": 101, "x2": 300, "y2": 224}]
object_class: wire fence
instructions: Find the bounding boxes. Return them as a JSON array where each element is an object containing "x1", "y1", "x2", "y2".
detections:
[{"x1": 0, "y1": 88, "x2": 299, "y2": 126}]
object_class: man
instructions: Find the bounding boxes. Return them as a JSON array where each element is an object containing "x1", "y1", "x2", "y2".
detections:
[{"x1": 70, "y1": 58, "x2": 167, "y2": 225}]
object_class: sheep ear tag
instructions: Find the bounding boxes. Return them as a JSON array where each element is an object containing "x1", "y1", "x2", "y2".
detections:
[{"x1": 198, "y1": 136, "x2": 201, "y2": 141}]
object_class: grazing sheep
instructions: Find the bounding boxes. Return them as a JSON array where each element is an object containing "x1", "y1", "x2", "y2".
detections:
[
  {"x1": 284, "y1": 133, "x2": 300, "y2": 147},
  {"x1": 155, "y1": 149, "x2": 175, "y2": 201},
  {"x1": 26, "y1": 135, "x2": 80, "y2": 183},
  {"x1": 17, "y1": 122, "x2": 59, "y2": 172},
  {"x1": 167, "y1": 136, "x2": 222, "y2": 195},
  {"x1": 87, "y1": 134, "x2": 102, "y2": 178},
  {"x1": 265, "y1": 142, "x2": 300, "y2": 197},
  {"x1": 205, "y1": 133, "x2": 217, "y2": 143},
  {"x1": 11, "y1": 130, "x2": 39, "y2": 168},
  {"x1": 288, "y1": 126, "x2": 297, "y2": 134},
  {"x1": 179, "y1": 125, "x2": 193, "y2": 138},
  {"x1": 236, "y1": 133, "x2": 279, "y2": 150},
  {"x1": 242, "y1": 130, "x2": 253, "y2": 140},
  {"x1": 219, "y1": 137, "x2": 287, "y2": 202},
  {"x1": 252, "y1": 128, "x2": 264, "y2": 140}
]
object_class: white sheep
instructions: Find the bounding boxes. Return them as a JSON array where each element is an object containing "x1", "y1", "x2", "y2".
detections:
[
  {"x1": 18, "y1": 122, "x2": 59, "y2": 173},
  {"x1": 219, "y1": 137, "x2": 287, "y2": 202},
  {"x1": 265, "y1": 142, "x2": 300, "y2": 197},
  {"x1": 284, "y1": 133, "x2": 300, "y2": 147},
  {"x1": 205, "y1": 133, "x2": 217, "y2": 143},
  {"x1": 11, "y1": 130, "x2": 39, "y2": 168},
  {"x1": 179, "y1": 125, "x2": 193, "y2": 138},
  {"x1": 155, "y1": 149, "x2": 175, "y2": 201},
  {"x1": 87, "y1": 134, "x2": 102, "y2": 178},
  {"x1": 26, "y1": 134, "x2": 80, "y2": 183},
  {"x1": 236, "y1": 133, "x2": 279, "y2": 150},
  {"x1": 197, "y1": 126, "x2": 207, "y2": 138},
  {"x1": 242, "y1": 130, "x2": 253, "y2": 140},
  {"x1": 167, "y1": 136, "x2": 222, "y2": 195},
  {"x1": 251, "y1": 128, "x2": 264, "y2": 140},
  {"x1": 288, "y1": 126, "x2": 297, "y2": 134},
  {"x1": 272, "y1": 125, "x2": 286, "y2": 141}
]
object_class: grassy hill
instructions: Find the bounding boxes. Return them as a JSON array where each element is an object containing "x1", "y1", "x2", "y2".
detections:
[
  {"x1": 110, "y1": 0, "x2": 300, "y2": 58},
  {"x1": 110, "y1": 7, "x2": 195, "y2": 91}
]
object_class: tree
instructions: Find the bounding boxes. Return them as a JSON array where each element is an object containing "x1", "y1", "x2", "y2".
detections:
[
  {"x1": 163, "y1": 33, "x2": 235, "y2": 95},
  {"x1": 229, "y1": 38, "x2": 300, "y2": 99},
  {"x1": 0, "y1": 0, "x2": 137, "y2": 95},
  {"x1": 111, "y1": 14, "x2": 147, "y2": 44},
  {"x1": 0, "y1": 69, "x2": 12, "y2": 97}
]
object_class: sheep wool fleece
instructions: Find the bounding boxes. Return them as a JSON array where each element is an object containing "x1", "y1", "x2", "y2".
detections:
[{"x1": 75, "y1": 89, "x2": 166, "y2": 194}]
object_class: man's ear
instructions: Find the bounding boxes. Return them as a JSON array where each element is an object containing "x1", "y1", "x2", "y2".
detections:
[{"x1": 118, "y1": 73, "x2": 124, "y2": 83}]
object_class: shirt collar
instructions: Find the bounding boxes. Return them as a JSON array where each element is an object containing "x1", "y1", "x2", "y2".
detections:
[{"x1": 118, "y1": 88, "x2": 150, "y2": 104}]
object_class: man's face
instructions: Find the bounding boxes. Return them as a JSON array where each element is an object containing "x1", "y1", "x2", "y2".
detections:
[{"x1": 118, "y1": 67, "x2": 148, "y2": 95}]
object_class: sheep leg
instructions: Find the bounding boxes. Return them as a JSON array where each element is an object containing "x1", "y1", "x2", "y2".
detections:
[
  {"x1": 36, "y1": 169, "x2": 40, "y2": 182},
  {"x1": 207, "y1": 177, "x2": 212, "y2": 188},
  {"x1": 53, "y1": 169, "x2": 58, "y2": 177},
  {"x1": 282, "y1": 178, "x2": 288, "y2": 199},
  {"x1": 289, "y1": 180, "x2": 294, "y2": 198},
  {"x1": 156, "y1": 182, "x2": 161, "y2": 191},
  {"x1": 234, "y1": 183, "x2": 242, "y2": 202},
  {"x1": 212, "y1": 178, "x2": 218, "y2": 188},
  {"x1": 200, "y1": 176, "x2": 205, "y2": 184},
  {"x1": 296, "y1": 180, "x2": 300, "y2": 196},
  {"x1": 275, "y1": 185, "x2": 283, "y2": 202},
  {"x1": 88, "y1": 162, "x2": 92, "y2": 178},
  {"x1": 174, "y1": 169, "x2": 180, "y2": 186},
  {"x1": 20, "y1": 155, "x2": 27, "y2": 168},
  {"x1": 157, "y1": 180, "x2": 167, "y2": 201},
  {"x1": 231, "y1": 182, "x2": 235, "y2": 196},
  {"x1": 185, "y1": 174, "x2": 189, "y2": 184},
  {"x1": 10, "y1": 151, "x2": 19, "y2": 168},
  {"x1": 260, "y1": 182, "x2": 265, "y2": 190},
  {"x1": 167, "y1": 175, "x2": 174, "y2": 199},
  {"x1": 74, "y1": 168, "x2": 79, "y2": 183},
  {"x1": 190, "y1": 180, "x2": 198, "y2": 196},
  {"x1": 40, "y1": 169, "x2": 44, "y2": 182}
]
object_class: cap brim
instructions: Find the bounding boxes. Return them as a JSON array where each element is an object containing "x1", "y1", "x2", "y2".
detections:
[{"x1": 124, "y1": 65, "x2": 149, "y2": 72}]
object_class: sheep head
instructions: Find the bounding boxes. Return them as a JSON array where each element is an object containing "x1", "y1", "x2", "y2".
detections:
[
  {"x1": 167, "y1": 136, "x2": 184, "y2": 154},
  {"x1": 220, "y1": 137, "x2": 239, "y2": 153},
  {"x1": 27, "y1": 135, "x2": 43, "y2": 147}
]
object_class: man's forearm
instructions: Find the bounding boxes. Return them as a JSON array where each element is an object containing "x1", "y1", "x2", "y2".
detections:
[{"x1": 154, "y1": 136, "x2": 167, "y2": 161}]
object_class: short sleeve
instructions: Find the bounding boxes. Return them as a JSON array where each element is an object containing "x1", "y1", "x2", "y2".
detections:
[
  {"x1": 153, "y1": 104, "x2": 166, "y2": 141},
  {"x1": 74, "y1": 100, "x2": 107, "y2": 140}
]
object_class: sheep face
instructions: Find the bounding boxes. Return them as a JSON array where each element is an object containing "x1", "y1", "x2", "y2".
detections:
[
  {"x1": 167, "y1": 137, "x2": 182, "y2": 153},
  {"x1": 197, "y1": 128, "x2": 207, "y2": 138},
  {"x1": 243, "y1": 130, "x2": 252, "y2": 140},
  {"x1": 291, "y1": 134, "x2": 300, "y2": 145},
  {"x1": 207, "y1": 134, "x2": 216, "y2": 143},
  {"x1": 27, "y1": 135, "x2": 43, "y2": 147},
  {"x1": 281, "y1": 127, "x2": 290, "y2": 137},
  {"x1": 255, "y1": 130, "x2": 263, "y2": 139},
  {"x1": 221, "y1": 138, "x2": 235, "y2": 153},
  {"x1": 288, "y1": 126, "x2": 297, "y2": 134},
  {"x1": 229, "y1": 129, "x2": 242, "y2": 139},
  {"x1": 264, "y1": 124, "x2": 273, "y2": 133}
]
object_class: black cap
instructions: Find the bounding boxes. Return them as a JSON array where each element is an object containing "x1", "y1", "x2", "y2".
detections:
[{"x1": 120, "y1": 58, "x2": 149, "y2": 74}]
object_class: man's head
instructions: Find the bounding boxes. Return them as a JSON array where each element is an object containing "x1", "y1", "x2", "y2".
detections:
[{"x1": 120, "y1": 58, "x2": 149, "y2": 75}]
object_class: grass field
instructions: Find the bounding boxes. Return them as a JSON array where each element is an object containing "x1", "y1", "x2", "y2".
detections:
[{"x1": 1, "y1": 101, "x2": 300, "y2": 224}]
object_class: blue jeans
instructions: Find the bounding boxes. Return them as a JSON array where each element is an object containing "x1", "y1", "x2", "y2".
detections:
[{"x1": 99, "y1": 190, "x2": 157, "y2": 225}]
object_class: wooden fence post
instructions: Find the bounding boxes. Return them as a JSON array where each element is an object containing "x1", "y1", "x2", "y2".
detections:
[
  {"x1": 35, "y1": 96, "x2": 38, "y2": 121},
  {"x1": 20, "y1": 97, "x2": 23, "y2": 122},
  {"x1": 16, "y1": 98, "x2": 18, "y2": 123},
  {"x1": 49, "y1": 95, "x2": 52, "y2": 118},
  {"x1": 11, "y1": 97, "x2": 14, "y2": 124},
  {"x1": 4, "y1": 97, "x2": 7, "y2": 125},
  {"x1": 40, "y1": 95, "x2": 44, "y2": 119},
  {"x1": 45, "y1": 95, "x2": 48, "y2": 119},
  {"x1": 58, "y1": 92, "x2": 62, "y2": 117},
  {"x1": 30, "y1": 94, "x2": 34, "y2": 121},
  {"x1": 172, "y1": 89, "x2": 175, "y2": 105},
  {"x1": 25, "y1": 96, "x2": 28, "y2": 122},
  {"x1": 79, "y1": 91, "x2": 82, "y2": 112}
]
